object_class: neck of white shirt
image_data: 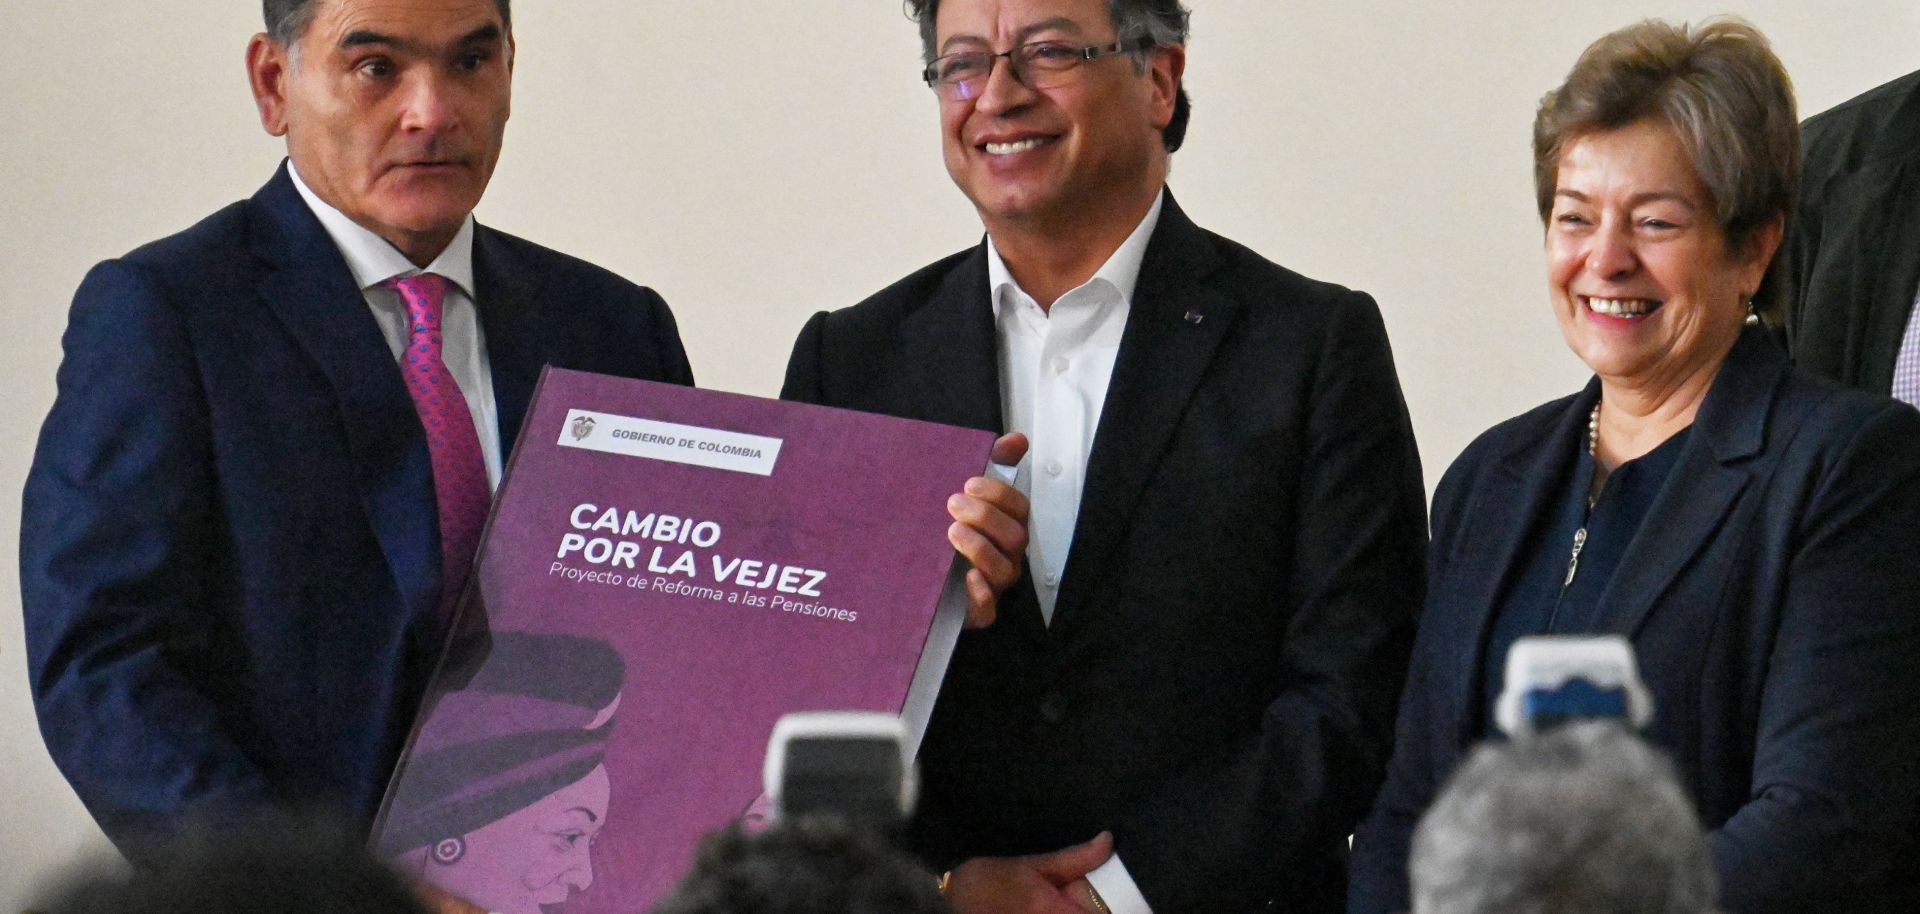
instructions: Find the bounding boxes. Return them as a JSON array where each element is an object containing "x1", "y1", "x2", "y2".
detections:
[
  {"x1": 986, "y1": 188, "x2": 1167, "y2": 316},
  {"x1": 287, "y1": 161, "x2": 478, "y2": 297}
]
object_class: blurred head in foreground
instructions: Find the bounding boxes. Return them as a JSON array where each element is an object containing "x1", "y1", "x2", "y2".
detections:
[
  {"x1": 1411, "y1": 723, "x2": 1716, "y2": 914},
  {"x1": 33, "y1": 816, "x2": 427, "y2": 914},
  {"x1": 650, "y1": 816, "x2": 951, "y2": 914}
]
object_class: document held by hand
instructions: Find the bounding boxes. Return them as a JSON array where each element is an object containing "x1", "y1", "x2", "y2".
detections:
[{"x1": 370, "y1": 367, "x2": 992, "y2": 914}]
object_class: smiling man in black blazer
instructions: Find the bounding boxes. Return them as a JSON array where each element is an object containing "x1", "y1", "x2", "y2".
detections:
[{"x1": 780, "y1": 1, "x2": 1425, "y2": 911}]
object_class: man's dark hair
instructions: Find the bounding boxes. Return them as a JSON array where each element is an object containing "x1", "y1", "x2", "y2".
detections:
[
  {"x1": 32, "y1": 816, "x2": 429, "y2": 914},
  {"x1": 905, "y1": 0, "x2": 1192, "y2": 152},
  {"x1": 650, "y1": 817, "x2": 951, "y2": 914},
  {"x1": 263, "y1": 0, "x2": 513, "y2": 45}
]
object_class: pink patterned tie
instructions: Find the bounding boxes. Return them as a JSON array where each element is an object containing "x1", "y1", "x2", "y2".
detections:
[{"x1": 388, "y1": 273, "x2": 490, "y2": 624}]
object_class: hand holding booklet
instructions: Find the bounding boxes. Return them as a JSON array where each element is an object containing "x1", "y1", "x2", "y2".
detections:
[{"x1": 370, "y1": 368, "x2": 994, "y2": 914}]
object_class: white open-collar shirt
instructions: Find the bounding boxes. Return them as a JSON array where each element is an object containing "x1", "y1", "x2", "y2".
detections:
[{"x1": 990, "y1": 190, "x2": 1163, "y2": 626}]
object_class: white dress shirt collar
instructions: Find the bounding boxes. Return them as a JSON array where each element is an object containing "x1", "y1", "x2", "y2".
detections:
[
  {"x1": 986, "y1": 189, "x2": 1165, "y2": 319},
  {"x1": 288, "y1": 161, "x2": 477, "y2": 297},
  {"x1": 985, "y1": 188, "x2": 1165, "y2": 630}
]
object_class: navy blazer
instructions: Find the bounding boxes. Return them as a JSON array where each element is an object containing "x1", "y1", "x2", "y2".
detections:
[
  {"x1": 1349, "y1": 331, "x2": 1920, "y2": 914},
  {"x1": 783, "y1": 193, "x2": 1426, "y2": 913},
  {"x1": 20, "y1": 164, "x2": 692, "y2": 854}
]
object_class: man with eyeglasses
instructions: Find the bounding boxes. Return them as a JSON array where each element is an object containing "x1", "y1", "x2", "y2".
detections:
[{"x1": 781, "y1": 1, "x2": 1425, "y2": 912}]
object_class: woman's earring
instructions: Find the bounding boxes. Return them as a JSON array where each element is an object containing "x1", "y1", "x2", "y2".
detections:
[
  {"x1": 1744, "y1": 296, "x2": 1760, "y2": 326},
  {"x1": 432, "y1": 836, "x2": 467, "y2": 865}
]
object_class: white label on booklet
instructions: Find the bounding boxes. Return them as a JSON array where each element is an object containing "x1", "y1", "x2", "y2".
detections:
[{"x1": 558, "y1": 409, "x2": 783, "y2": 476}]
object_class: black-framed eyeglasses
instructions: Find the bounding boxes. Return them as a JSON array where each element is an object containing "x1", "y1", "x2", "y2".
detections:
[{"x1": 922, "y1": 38, "x2": 1155, "y2": 101}]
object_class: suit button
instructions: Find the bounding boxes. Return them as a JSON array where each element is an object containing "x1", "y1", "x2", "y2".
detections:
[{"x1": 1039, "y1": 692, "x2": 1067, "y2": 724}]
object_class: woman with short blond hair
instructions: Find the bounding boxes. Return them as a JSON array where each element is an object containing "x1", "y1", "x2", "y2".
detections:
[{"x1": 1349, "y1": 19, "x2": 1920, "y2": 914}]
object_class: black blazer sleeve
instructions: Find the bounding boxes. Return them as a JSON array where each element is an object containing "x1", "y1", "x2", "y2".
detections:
[
  {"x1": 641, "y1": 286, "x2": 696, "y2": 388},
  {"x1": 1710, "y1": 400, "x2": 1920, "y2": 912},
  {"x1": 779, "y1": 311, "x2": 829, "y2": 405},
  {"x1": 1116, "y1": 291, "x2": 1425, "y2": 912},
  {"x1": 1346, "y1": 450, "x2": 1477, "y2": 914}
]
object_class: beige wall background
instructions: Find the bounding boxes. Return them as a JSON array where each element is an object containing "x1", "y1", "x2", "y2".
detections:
[{"x1": 2, "y1": 0, "x2": 1913, "y2": 904}]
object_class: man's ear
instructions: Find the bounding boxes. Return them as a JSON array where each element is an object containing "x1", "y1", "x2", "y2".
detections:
[
  {"x1": 1147, "y1": 43, "x2": 1185, "y2": 132},
  {"x1": 246, "y1": 33, "x2": 292, "y2": 137}
]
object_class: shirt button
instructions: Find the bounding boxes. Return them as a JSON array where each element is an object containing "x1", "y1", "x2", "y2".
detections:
[
  {"x1": 1051, "y1": 356, "x2": 1070, "y2": 374},
  {"x1": 1039, "y1": 692, "x2": 1067, "y2": 724},
  {"x1": 1043, "y1": 573, "x2": 1058, "y2": 588},
  {"x1": 1045, "y1": 460, "x2": 1063, "y2": 477}
]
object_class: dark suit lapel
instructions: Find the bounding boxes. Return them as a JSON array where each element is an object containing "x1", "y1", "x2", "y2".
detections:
[
  {"x1": 472, "y1": 227, "x2": 544, "y2": 449},
  {"x1": 1826, "y1": 155, "x2": 1920, "y2": 392},
  {"x1": 1589, "y1": 332, "x2": 1779, "y2": 637},
  {"x1": 897, "y1": 244, "x2": 1005, "y2": 433},
  {"x1": 250, "y1": 163, "x2": 442, "y2": 625},
  {"x1": 1049, "y1": 194, "x2": 1236, "y2": 634},
  {"x1": 1445, "y1": 387, "x2": 1593, "y2": 743}
]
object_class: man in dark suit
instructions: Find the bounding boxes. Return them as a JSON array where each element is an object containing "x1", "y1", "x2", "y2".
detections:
[
  {"x1": 19, "y1": 0, "x2": 693, "y2": 858},
  {"x1": 1784, "y1": 69, "x2": 1920, "y2": 402},
  {"x1": 780, "y1": 1, "x2": 1425, "y2": 911}
]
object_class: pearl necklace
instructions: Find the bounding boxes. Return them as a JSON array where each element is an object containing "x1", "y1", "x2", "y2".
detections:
[
  {"x1": 1566, "y1": 399, "x2": 1601, "y2": 590},
  {"x1": 1588, "y1": 400, "x2": 1600, "y2": 457}
]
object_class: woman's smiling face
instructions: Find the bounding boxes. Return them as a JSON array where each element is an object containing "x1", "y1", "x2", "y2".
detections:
[{"x1": 1546, "y1": 117, "x2": 1776, "y2": 390}]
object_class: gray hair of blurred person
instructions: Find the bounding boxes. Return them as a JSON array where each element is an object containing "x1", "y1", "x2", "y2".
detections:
[
  {"x1": 1410, "y1": 723, "x2": 1716, "y2": 914},
  {"x1": 904, "y1": 0, "x2": 1193, "y2": 153},
  {"x1": 1533, "y1": 18, "x2": 1798, "y2": 327},
  {"x1": 263, "y1": 0, "x2": 513, "y2": 45}
]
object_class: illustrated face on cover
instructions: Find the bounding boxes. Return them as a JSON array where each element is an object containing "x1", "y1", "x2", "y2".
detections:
[
  {"x1": 433, "y1": 763, "x2": 613, "y2": 914},
  {"x1": 377, "y1": 631, "x2": 625, "y2": 914}
]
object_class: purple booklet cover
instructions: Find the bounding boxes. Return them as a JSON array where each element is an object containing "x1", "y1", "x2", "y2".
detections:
[{"x1": 370, "y1": 367, "x2": 992, "y2": 914}]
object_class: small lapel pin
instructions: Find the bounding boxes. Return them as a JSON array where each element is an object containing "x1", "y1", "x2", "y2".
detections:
[{"x1": 1182, "y1": 310, "x2": 1205, "y2": 325}]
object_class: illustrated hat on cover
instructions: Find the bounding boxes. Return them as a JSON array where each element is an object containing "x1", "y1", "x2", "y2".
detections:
[{"x1": 376, "y1": 630, "x2": 626, "y2": 859}]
